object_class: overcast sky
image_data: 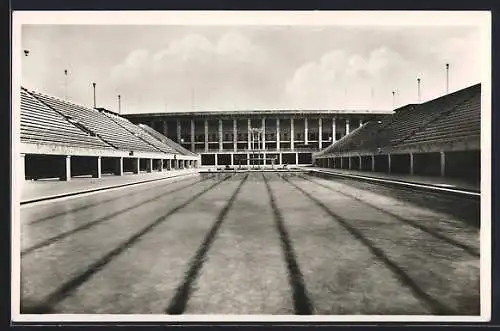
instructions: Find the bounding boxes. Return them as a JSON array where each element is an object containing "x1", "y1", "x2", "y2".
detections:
[{"x1": 21, "y1": 24, "x2": 481, "y2": 113}]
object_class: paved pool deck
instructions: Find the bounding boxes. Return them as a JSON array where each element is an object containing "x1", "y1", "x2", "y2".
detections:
[
  {"x1": 20, "y1": 169, "x2": 200, "y2": 203},
  {"x1": 303, "y1": 167, "x2": 480, "y2": 193}
]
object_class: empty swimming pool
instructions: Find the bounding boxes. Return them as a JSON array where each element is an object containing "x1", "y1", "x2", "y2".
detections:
[{"x1": 20, "y1": 172, "x2": 480, "y2": 315}]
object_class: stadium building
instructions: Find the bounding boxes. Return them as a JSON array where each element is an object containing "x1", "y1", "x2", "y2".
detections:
[{"x1": 124, "y1": 110, "x2": 390, "y2": 167}]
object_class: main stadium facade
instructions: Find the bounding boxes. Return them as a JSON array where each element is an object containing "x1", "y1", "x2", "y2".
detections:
[{"x1": 124, "y1": 109, "x2": 390, "y2": 167}]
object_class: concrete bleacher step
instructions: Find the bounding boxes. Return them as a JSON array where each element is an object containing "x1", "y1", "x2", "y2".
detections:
[
  {"x1": 29, "y1": 91, "x2": 165, "y2": 153},
  {"x1": 21, "y1": 90, "x2": 113, "y2": 149},
  {"x1": 318, "y1": 83, "x2": 480, "y2": 155},
  {"x1": 101, "y1": 112, "x2": 176, "y2": 154}
]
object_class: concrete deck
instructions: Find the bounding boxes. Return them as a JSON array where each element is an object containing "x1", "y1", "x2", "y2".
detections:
[
  {"x1": 305, "y1": 167, "x2": 480, "y2": 193},
  {"x1": 20, "y1": 169, "x2": 200, "y2": 204}
]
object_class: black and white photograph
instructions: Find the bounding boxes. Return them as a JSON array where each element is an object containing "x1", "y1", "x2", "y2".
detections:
[{"x1": 11, "y1": 10, "x2": 491, "y2": 322}]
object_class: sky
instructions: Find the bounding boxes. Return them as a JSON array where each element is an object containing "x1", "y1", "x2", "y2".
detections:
[{"x1": 21, "y1": 24, "x2": 482, "y2": 114}]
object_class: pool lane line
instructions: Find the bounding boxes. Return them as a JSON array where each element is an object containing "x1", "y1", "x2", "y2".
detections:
[
  {"x1": 22, "y1": 175, "x2": 217, "y2": 256},
  {"x1": 21, "y1": 171, "x2": 201, "y2": 206},
  {"x1": 28, "y1": 174, "x2": 215, "y2": 226},
  {"x1": 262, "y1": 173, "x2": 313, "y2": 315},
  {"x1": 279, "y1": 174, "x2": 455, "y2": 316},
  {"x1": 21, "y1": 174, "x2": 234, "y2": 314},
  {"x1": 296, "y1": 174, "x2": 480, "y2": 257},
  {"x1": 308, "y1": 169, "x2": 480, "y2": 199},
  {"x1": 165, "y1": 173, "x2": 249, "y2": 315}
]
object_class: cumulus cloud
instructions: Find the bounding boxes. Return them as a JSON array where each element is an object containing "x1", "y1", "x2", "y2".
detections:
[
  {"x1": 285, "y1": 47, "x2": 411, "y2": 109},
  {"x1": 285, "y1": 30, "x2": 480, "y2": 110},
  {"x1": 109, "y1": 31, "x2": 276, "y2": 112},
  {"x1": 22, "y1": 25, "x2": 481, "y2": 113}
]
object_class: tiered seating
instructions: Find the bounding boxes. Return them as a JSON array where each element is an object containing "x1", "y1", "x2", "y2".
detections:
[
  {"x1": 29, "y1": 90, "x2": 162, "y2": 153},
  {"x1": 102, "y1": 111, "x2": 177, "y2": 154},
  {"x1": 139, "y1": 124, "x2": 197, "y2": 156},
  {"x1": 318, "y1": 83, "x2": 481, "y2": 156},
  {"x1": 20, "y1": 89, "x2": 113, "y2": 149},
  {"x1": 382, "y1": 84, "x2": 479, "y2": 145},
  {"x1": 321, "y1": 118, "x2": 389, "y2": 154},
  {"x1": 402, "y1": 91, "x2": 480, "y2": 145}
]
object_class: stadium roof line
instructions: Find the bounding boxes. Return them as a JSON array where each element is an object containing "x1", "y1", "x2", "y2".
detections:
[{"x1": 125, "y1": 109, "x2": 394, "y2": 118}]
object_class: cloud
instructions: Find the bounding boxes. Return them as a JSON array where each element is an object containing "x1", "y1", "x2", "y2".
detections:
[
  {"x1": 285, "y1": 47, "x2": 411, "y2": 109},
  {"x1": 109, "y1": 31, "x2": 276, "y2": 112},
  {"x1": 285, "y1": 31, "x2": 479, "y2": 110},
  {"x1": 22, "y1": 25, "x2": 481, "y2": 113}
]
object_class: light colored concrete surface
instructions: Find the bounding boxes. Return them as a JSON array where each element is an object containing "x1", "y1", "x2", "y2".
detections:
[
  {"x1": 306, "y1": 167, "x2": 479, "y2": 192},
  {"x1": 20, "y1": 169, "x2": 200, "y2": 203}
]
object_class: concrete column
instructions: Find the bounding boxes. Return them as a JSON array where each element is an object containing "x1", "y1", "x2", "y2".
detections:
[
  {"x1": 190, "y1": 119, "x2": 195, "y2": 152},
  {"x1": 278, "y1": 153, "x2": 282, "y2": 165},
  {"x1": 291, "y1": 118, "x2": 295, "y2": 150},
  {"x1": 348, "y1": 156, "x2": 352, "y2": 170},
  {"x1": 231, "y1": 153, "x2": 234, "y2": 166},
  {"x1": 388, "y1": 154, "x2": 392, "y2": 174},
  {"x1": 346, "y1": 118, "x2": 350, "y2": 135},
  {"x1": 60, "y1": 155, "x2": 71, "y2": 181},
  {"x1": 233, "y1": 119, "x2": 237, "y2": 152},
  {"x1": 440, "y1": 151, "x2": 446, "y2": 177},
  {"x1": 133, "y1": 158, "x2": 140, "y2": 174},
  {"x1": 261, "y1": 118, "x2": 266, "y2": 151},
  {"x1": 218, "y1": 119, "x2": 223, "y2": 151},
  {"x1": 332, "y1": 117, "x2": 337, "y2": 142},
  {"x1": 215, "y1": 154, "x2": 218, "y2": 167},
  {"x1": 162, "y1": 120, "x2": 168, "y2": 136},
  {"x1": 247, "y1": 119, "x2": 251, "y2": 150},
  {"x1": 304, "y1": 117, "x2": 308, "y2": 145},
  {"x1": 358, "y1": 155, "x2": 362, "y2": 170},
  {"x1": 371, "y1": 155, "x2": 375, "y2": 171},
  {"x1": 276, "y1": 118, "x2": 280, "y2": 151},
  {"x1": 147, "y1": 158, "x2": 153, "y2": 173},
  {"x1": 204, "y1": 119, "x2": 208, "y2": 152},
  {"x1": 176, "y1": 119, "x2": 181, "y2": 143},
  {"x1": 158, "y1": 159, "x2": 163, "y2": 172},
  {"x1": 19, "y1": 154, "x2": 26, "y2": 181},
  {"x1": 409, "y1": 153, "x2": 414, "y2": 175},
  {"x1": 247, "y1": 153, "x2": 250, "y2": 166},
  {"x1": 318, "y1": 118, "x2": 323, "y2": 149},
  {"x1": 115, "y1": 157, "x2": 123, "y2": 176},
  {"x1": 92, "y1": 156, "x2": 102, "y2": 178},
  {"x1": 340, "y1": 157, "x2": 344, "y2": 169},
  {"x1": 295, "y1": 152, "x2": 299, "y2": 165}
]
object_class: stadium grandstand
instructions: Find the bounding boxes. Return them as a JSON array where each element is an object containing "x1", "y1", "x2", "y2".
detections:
[
  {"x1": 19, "y1": 87, "x2": 200, "y2": 182},
  {"x1": 312, "y1": 83, "x2": 481, "y2": 183}
]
